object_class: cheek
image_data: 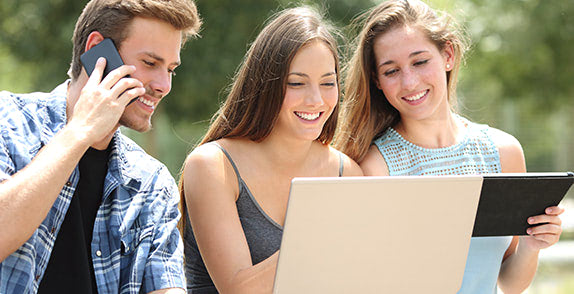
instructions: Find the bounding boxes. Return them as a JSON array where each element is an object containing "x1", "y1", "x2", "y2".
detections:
[
  {"x1": 130, "y1": 66, "x2": 148, "y2": 83},
  {"x1": 423, "y1": 63, "x2": 447, "y2": 84},
  {"x1": 377, "y1": 78, "x2": 398, "y2": 100},
  {"x1": 282, "y1": 90, "x2": 298, "y2": 109},
  {"x1": 324, "y1": 87, "x2": 339, "y2": 108}
]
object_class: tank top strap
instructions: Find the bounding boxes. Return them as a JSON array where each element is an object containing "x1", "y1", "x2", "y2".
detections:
[
  {"x1": 210, "y1": 142, "x2": 243, "y2": 183},
  {"x1": 338, "y1": 150, "x2": 344, "y2": 177}
]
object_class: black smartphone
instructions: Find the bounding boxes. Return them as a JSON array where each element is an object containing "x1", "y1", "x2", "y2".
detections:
[
  {"x1": 80, "y1": 38, "x2": 125, "y2": 79},
  {"x1": 80, "y1": 38, "x2": 139, "y2": 104}
]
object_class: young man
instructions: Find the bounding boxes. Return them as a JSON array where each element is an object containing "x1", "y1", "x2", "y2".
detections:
[{"x1": 0, "y1": 0, "x2": 201, "y2": 293}]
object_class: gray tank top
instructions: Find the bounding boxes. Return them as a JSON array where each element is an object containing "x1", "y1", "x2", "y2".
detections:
[{"x1": 184, "y1": 143, "x2": 344, "y2": 293}]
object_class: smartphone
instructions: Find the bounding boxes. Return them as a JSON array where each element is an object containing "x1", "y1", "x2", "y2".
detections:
[
  {"x1": 80, "y1": 38, "x2": 139, "y2": 104},
  {"x1": 80, "y1": 38, "x2": 125, "y2": 79}
]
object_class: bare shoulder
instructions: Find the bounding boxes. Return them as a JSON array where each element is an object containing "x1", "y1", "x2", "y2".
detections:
[
  {"x1": 183, "y1": 142, "x2": 226, "y2": 178},
  {"x1": 329, "y1": 146, "x2": 363, "y2": 176},
  {"x1": 359, "y1": 144, "x2": 389, "y2": 176},
  {"x1": 488, "y1": 127, "x2": 526, "y2": 173},
  {"x1": 182, "y1": 140, "x2": 238, "y2": 202}
]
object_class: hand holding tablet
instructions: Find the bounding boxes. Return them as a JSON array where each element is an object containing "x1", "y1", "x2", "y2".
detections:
[{"x1": 472, "y1": 172, "x2": 574, "y2": 237}]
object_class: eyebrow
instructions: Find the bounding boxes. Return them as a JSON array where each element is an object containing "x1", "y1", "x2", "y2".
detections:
[
  {"x1": 288, "y1": 72, "x2": 337, "y2": 78},
  {"x1": 377, "y1": 50, "x2": 429, "y2": 68},
  {"x1": 142, "y1": 52, "x2": 181, "y2": 67}
]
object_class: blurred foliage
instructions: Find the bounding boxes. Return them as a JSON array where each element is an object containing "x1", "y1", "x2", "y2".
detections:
[
  {"x1": 461, "y1": 0, "x2": 574, "y2": 110},
  {"x1": 0, "y1": 0, "x2": 573, "y2": 174},
  {"x1": 0, "y1": 0, "x2": 84, "y2": 91},
  {"x1": 456, "y1": 0, "x2": 574, "y2": 171}
]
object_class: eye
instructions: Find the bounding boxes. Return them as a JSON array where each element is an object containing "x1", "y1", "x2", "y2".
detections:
[
  {"x1": 287, "y1": 82, "x2": 304, "y2": 87},
  {"x1": 143, "y1": 60, "x2": 155, "y2": 67},
  {"x1": 383, "y1": 68, "x2": 398, "y2": 77},
  {"x1": 413, "y1": 59, "x2": 429, "y2": 66},
  {"x1": 321, "y1": 82, "x2": 336, "y2": 87}
]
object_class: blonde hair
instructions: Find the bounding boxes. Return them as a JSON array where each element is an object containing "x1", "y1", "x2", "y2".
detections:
[{"x1": 334, "y1": 0, "x2": 468, "y2": 162}]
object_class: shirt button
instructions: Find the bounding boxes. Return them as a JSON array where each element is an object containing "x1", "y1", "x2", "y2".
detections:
[
  {"x1": 96, "y1": 250, "x2": 102, "y2": 257},
  {"x1": 65, "y1": 181, "x2": 72, "y2": 186},
  {"x1": 35, "y1": 275, "x2": 40, "y2": 281},
  {"x1": 50, "y1": 227, "x2": 56, "y2": 234}
]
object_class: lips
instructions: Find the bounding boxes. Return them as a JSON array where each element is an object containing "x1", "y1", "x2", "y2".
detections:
[
  {"x1": 402, "y1": 89, "x2": 428, "y2": 102},
  {"x1": 138, "y1": 96, "x2": 154, "y2": 107},
  {"x1": 295, "y1": 111, "x2": 321, "y2": 121}
]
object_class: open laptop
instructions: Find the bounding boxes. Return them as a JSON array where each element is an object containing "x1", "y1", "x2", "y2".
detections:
[{"x1": 273, "y1": 176, "x2": 483, "y2": 294}]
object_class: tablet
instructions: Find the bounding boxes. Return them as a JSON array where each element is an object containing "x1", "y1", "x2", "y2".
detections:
[
  {"x1": 274, "y1": 176, "x2": 483, "y2": 294},
  {"x1": 472, "y1": 172, "x2": 574, "y2": 237}
]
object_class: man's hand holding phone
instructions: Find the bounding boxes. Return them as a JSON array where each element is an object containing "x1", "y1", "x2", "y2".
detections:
[{"x1": 69, "y1": 39, "x2": 145, "y2": 145}]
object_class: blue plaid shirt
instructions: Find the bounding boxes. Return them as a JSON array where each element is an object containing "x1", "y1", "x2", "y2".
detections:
[{"x1": 0, "y1": 81, "x2": 185, "y2": 293}]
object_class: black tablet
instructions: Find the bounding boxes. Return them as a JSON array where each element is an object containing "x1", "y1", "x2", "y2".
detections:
[{"x1": 472, "y1": 172, "x2": 574, "y2": 237}]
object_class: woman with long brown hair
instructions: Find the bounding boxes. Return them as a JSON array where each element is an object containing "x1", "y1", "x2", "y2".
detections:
[
  {"x1": 335, "y1": 0, "x2": 563, "y2": 292},
  {"x1": 180, "y1": 6, "x2": 362, "y2": 293}
]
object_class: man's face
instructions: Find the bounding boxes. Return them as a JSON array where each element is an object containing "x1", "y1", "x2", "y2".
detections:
[{"x1": 117, "y1": 17, "x2": 182, "y2": 132}]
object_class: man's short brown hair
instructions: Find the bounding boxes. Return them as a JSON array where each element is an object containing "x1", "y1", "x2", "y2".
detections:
[{"x1": 69, "y1": 0, "x2": 201, "y2": 80}]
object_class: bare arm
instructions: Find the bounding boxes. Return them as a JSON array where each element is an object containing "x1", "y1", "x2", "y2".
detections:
[
  {"x1": 183, "y1": 144, "x2": 278, "y2": 294},
  {"x1": 494, "y1": 128, "x2": 564, "y2": 293},
  {"x1": 0, "y1": 59, "x2": 144, "y2": 261}
]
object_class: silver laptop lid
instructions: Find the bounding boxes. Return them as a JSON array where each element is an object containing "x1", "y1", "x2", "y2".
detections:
[{"x1": 273, "y1": 176, "x2": 482, "y2": 294}]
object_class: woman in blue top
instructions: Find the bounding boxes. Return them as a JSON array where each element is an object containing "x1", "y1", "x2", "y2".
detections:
[
  {"x1": 335, "y1": 0, "x2": 564, "y2": 293},
  {"x1": 179, "y1": 6, "x2": 362, "y2": 294}
]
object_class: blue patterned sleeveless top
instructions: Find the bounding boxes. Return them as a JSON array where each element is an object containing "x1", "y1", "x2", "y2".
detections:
[{"x1": 373, "y1": 116, "x2": 512, "y2": 294}]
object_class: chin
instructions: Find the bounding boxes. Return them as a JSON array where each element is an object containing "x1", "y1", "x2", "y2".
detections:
[
  {"x1": 298, "y1": 131, "x2": 323, "y2": 142},
  {"x1": 119, "y1": 117, "x2": 152, "y2": 133}
]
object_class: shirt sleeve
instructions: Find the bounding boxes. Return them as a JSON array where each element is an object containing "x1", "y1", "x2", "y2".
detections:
[
  {"x1": 0, "y1": 134, "x2": 16, "y2": 183},
  {"x1": 141, "y1": 168, "x2": 186, "y2": 293}
]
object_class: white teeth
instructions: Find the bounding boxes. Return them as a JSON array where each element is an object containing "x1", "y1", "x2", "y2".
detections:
[
  {"x1": 138, "y1": 97, "x2": 154, "y2": 107},
  {"x1": 404, "y1": 90, "x2": 427, "y2": 101},
  {"x1": 295, "y1": 111, "x2": 320, "y2": 121}
]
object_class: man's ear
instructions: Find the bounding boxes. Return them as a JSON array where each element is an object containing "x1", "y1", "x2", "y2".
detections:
[{"x1": 84, "y1": 31, "x2": 106, "y2": 53}]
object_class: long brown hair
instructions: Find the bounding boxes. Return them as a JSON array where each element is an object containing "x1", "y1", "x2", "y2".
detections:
[
  {"x1": 69, "y1": 0, "x2": 201, "y2": 80},
  {"x1": 334, "y1": 0, "x2": 468, "y2": 162},
  {"x1": 200, "y1": 6, "x2": 341, "y2": 145},
  {"x1": 179, "y1": 6, "x2": 341, "y2": 232}
]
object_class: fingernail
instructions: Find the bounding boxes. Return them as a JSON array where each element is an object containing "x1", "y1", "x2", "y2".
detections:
[
  {"x1": 97, "y1": 57, "x2": 105, "y2": 63},
  {"x1": 527, "y1": 228, "x2": 532, "y2": 234},
  {"x1": 546, "y1": 208, "x2": 553, "y2": 214},
  {"x1": 528, "y1": 217, "x2": 534, "y2": 224}
]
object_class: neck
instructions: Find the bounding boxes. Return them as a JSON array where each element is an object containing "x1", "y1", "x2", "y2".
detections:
[
  {"x1": 67, "y1": 78, "x2": 118, "y2": 151},
  {"x1": 395, "y1": 112, "x2": 463, "y2": 149},
  {"x1": 256, "y1": 131, "x2": 317, "y2": 172}
]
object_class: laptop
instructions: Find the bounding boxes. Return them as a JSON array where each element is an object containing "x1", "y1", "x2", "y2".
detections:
[{"x1": 273, "y1": 176, "x2": 483, "y2": 294}]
